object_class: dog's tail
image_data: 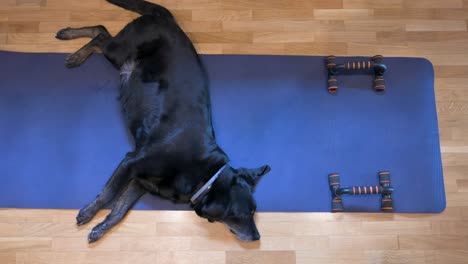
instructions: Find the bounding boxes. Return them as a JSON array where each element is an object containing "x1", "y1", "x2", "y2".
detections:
[{"x1": 106, "y1": 0, "x2": 173, "y2": 18}]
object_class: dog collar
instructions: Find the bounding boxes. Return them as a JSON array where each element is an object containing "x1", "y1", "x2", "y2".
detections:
[{"x1": 190, "y1": 164, "x2": 228, "y2": 205}]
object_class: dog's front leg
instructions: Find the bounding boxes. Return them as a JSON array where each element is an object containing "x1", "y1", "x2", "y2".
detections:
[
  {"x1": 76, "y1": 154, "x2": 134, "y2": 225},
  {"x1": 87, "y1": 179, "x2": 146, "y2": 243}
]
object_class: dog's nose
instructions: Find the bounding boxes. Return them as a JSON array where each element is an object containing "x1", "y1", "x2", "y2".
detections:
[{"x1": 252, "y1": 232, "x2": 260, "y2": 241}]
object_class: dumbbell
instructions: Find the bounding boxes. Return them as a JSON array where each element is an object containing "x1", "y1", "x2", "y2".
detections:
[
  {"x1": 326, "y1": 55, "x2": 387, "y2": 93},
  {"x1": 328, "y1": 171, "x2": 394, "y2": 212}
]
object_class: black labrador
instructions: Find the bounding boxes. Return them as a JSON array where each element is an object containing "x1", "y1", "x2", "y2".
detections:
[{"x1": 56, "y1": 0, "x2": 270, "y2": 243}]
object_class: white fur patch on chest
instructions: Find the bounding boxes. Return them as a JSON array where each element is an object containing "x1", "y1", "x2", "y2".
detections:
[{"x1": 120, "y1": 60, "x2": 137, "y2": 84}]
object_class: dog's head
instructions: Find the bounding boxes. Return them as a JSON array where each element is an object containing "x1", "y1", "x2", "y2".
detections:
[{"x1": 194, "y1": 165, "x2": 270, "y2": 241}]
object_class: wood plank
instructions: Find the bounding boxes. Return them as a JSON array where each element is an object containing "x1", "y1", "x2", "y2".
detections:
[
  {"x1": 222, "y1": 43, "x2": 285, "y2": 54},
  {"x1": 293, "y1": 221, "x2": 362, "y2": 236},
  {"x1": 156, "y1": 251, "x2": 225, "y2": 264},
  {"x1": 179, "y1": 21, "x2": 222, "y2": 32},
  {"x1": 17, "y1": 252, "x2": 156, "y2": 264},
  {"x1": 344, "y1": 20, "x2": 404, "y2": 31},
  {"x1": 315, "y1": 31, "x2": 376, "y2": 42},
  {"x1": 399, "y1": 235, "x2": 468, "y2": 250},
  {"x1": 343, "y1": 0, "x2": 404, "y2": 9},
  {"x1": 0, "y1": 0, "x2": 15, "y2": 9},
  {"x1": 329, "y1": 236, "x2": 399, "y2": 250},
  {"x1": 253, "y1": 32, "x2": 315, "y2": 43},
  {"x1": 20, "y1": 222, "x2": 156, "y2": 237},
  {"x1": 409, "y1": 40, "x2": 468, "y2": 56},
  {"x1": 296, "y1": 250, "x2": 367, "y2": 264},
  {"x1": 0, "y1": 223, "x2": 20, "y2": 237},
  {"x1": 418, "y1": 54, "x2": 468, "y2": 66},
  {"x1": 433, "y1": 250, "x2": 468, "y2": 264},
  {"x1": 190, "y1": 237, "x2": 262, "y2": 251},
  {"x1": 192, "y1": 9, "x2": 252, "y2": 21},
  {"x1": 0, "y1": 22, "x2": 39, "y2": 33},
  {"x1": 432, "y1": 221, "x2": 468, "y2": 235},
  {"x1": 69, "y1": 0, "x2": 101, "y2": 10},
  {"x1": 0, "y1": 44, "x2": 84, "y2": 52},
  {"x1": 51, "y1": 237, "x2": 120, "y2": 251},
  {"x1": 16, "y1": 0, "x2": 46, "y2": 8},
  {"x1": 365, "y1": 250, "x2": 428, "y2": 264},
  {"x1": 447, "y1": 192, "x2": 468, "y2": 207},
  {"x1": 0, "y1": 253, "x2": 15, "y2": 264},
  {"x1": 347, "y1": 43, "x2": 414, "y2": 56},
  {"x1": 283, "y1": 42, "x2": 347, "y2": 55},
  {"x1": 188, "y1": 32, "x2": 252, "y2": 43},
  {"x1": 6, "y1": 10, "x2": 69, "y2": 21},
  {"x1": 0, "y1": 238, "x2": 51, "y2": 252},
  {"x1": 119, "y1": 236, "x2": 191, "y2": 251},
  {"x1": 360, "y1": 221, "x2": 433, "y2": 235},
  {"x1": 193, "y1": 43, "x2": 223, "y2": 54},
  {"x1": 403, "y1": 0, "x2": 463, "y2": 8},
  {"x1": 437, "y1": 102, "x2": 468, "y2": 114},
  {"x1": 0, "y1": 11, "x2": 9, "y2": 22},
  {"x1": 313, "y1": 9, "x2": 373, "y2": 20},
  {"x1": 253, "y1": 9, "x2": 314, "y2": 21},
  {"x1": 168, "y1": 0, "x2": 221, "y2": 10},
  {"x1": 435, "y1": 66, "x2": 468, "y2": 78},
  {"x1": 405, "y1": 20, "x2": 467, "y2": 32},
  {"x1": 156, "y1": 222, "x2": 230, "y2": 237},
  {"x1": 457, "y1": 179, "x2": 468, "y2": 191},
  {"x1": 374, "y1": 9, "x2": 468, "y2": 20},
  {"x1": 222, "y1": 0, "x2": 342, "y2": 9},
  {"x1": 443, "y1": 153, "x2": 468, "y2": 167},
  {"x1": 226, "y1": 251, "x2": 296, "y2": 264},
  {"x1": 377, "y1": 32, "x2": 468, "y2": 43},
  {"x1": 223, "y1": 21, "x2": 344, "y2": 32}
]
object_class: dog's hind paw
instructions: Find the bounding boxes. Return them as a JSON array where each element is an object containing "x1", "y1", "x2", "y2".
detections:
[{"x1": 55, "y1": 28, "x2": 73, "y2": 40}]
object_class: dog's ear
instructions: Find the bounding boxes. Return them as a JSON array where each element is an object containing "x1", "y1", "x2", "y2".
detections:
[{"x1": 241, "y1": 165, "x2": 271, "y2": 187}]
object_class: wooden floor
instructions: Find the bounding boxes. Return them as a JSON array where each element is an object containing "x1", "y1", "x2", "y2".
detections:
[{"x1": 1, "y1": 0, "x2": 468, "y2": 263}]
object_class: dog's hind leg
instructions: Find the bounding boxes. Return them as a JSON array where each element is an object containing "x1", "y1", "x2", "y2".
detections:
[
  {"x1": 76, "y1": 154, "x2": 134, "y2": 225},
  {"x1": 87, "y1": 179, "x2": 146, "y2": 243},
  {"x1": 63, "y1": 33, "x2": 111, "y2": 68},
  {"x1": 56, "y1": 26, "x2": 112, "y2": 68},
  {"x1": 56, "y1": 25, "x2": 110, "y2": 40}
]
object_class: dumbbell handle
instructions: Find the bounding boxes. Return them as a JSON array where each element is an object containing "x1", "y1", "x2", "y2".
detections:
[
  {"x1": 327, "y1": 61, "x2": 387, "y2": 74},
  {"x1": 335, "y1": 186, "x2": 393, "y2": 196}
]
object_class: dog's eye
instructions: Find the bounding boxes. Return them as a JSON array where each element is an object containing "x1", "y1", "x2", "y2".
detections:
[{"x1": 250, "y1": 210, "x2": 255, "y2": 216}]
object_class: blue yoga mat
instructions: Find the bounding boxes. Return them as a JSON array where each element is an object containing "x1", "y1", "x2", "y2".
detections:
[{"x1": 0, "y1": 51, "x2": 445, "y2": 213}]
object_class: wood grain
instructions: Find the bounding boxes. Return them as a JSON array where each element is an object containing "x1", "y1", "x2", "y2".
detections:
[
  {"x1": 0, "y1": 0, "x2": 468, "y2": 263},
  {"x1": 226, "y1": 251, "x2": 295, "y2": 264}
]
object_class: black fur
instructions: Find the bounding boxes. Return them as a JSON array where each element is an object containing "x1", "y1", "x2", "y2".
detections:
[{"x1": 57, "y1": 0, "x2": 270, "y2": 243}]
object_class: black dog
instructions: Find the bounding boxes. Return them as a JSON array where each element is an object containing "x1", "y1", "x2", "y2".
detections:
[{"x1": 56, "y1": 0, "x2": 270, "y2": 243}]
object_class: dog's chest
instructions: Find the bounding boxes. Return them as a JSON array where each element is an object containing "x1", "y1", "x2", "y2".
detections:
[{"x1": 136, "y1": 174, "x2": 195, "y2": 203}]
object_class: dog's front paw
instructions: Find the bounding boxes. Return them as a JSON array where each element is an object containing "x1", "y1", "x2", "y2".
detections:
[
  {"x1": 56, "y1": 28, "x2": 73, "y2": 40},
  {"x1": 76, "y1": 206, "x2": 97, "y2": 226},
  {"x1": 87, "y1": 224, "x2": 107, "y2": 243},
  {"x1": 65, "y1": 53, "x2": 84, "y2": 68},
  {"x1": 88, "y1": 227, "x2": 104, "y2": 244}
]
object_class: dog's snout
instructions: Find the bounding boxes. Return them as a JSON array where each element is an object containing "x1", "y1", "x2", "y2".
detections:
[{"x1": 252, "y1": 231, "x2": 260, "y2": 241}]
